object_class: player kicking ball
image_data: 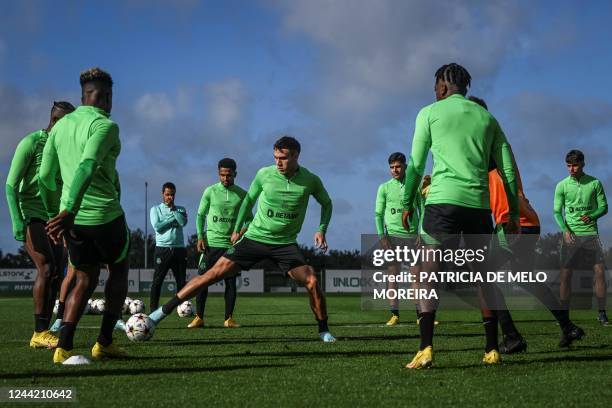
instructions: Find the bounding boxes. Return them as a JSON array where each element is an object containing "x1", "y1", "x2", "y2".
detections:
[
  {"x1": 151, "y1": 136, "x2": 336, "y2": 342},
  {"x1": 188, "y1": 158, "x2": 252, "y2": 329},
  {"x1": 39, "y1": 67, "x2": 130, "y2": 364},
  {"x1": 6, "y1": 101, "x2": 75, "y2": 349}
]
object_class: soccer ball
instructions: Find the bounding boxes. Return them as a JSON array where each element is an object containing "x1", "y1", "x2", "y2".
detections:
[
  {"x1": 177, "y1": 301, "x2": 193, "y2": 317},
  {"x1": 125, "y1": 313, "x2": 155, "y2": 342},
  {"x1": 122, "y1": 297, "x2": 133, "y2": 314},
  {"x1": 129, "y1": 299, "x2": 145, "y2": 315},
  {"x1": 91, "y1": 299, "x2": 106, "y2": 314},
  {"x1": 53, "y1": 299, "x2": 60, "y2": 315},
  {"x1": 90, "y1": 299, "x2": 99, "y2": 314}
]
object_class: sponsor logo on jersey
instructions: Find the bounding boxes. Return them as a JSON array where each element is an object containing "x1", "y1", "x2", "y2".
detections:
[
  {"x1": 568, "y1": 206, "x2": 593, "y2": 213},
  {"x1": 267, "y1": 209, "x2": 299, "y2": 219},
  {"x1": 212, "y1": 215, "x2": 235, "y2": 223}
]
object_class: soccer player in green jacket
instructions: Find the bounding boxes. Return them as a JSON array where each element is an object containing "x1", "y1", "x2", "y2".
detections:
[
  {"x1": 375, "y1": 152, "x2": 419, "y2": 325},
  {"x1": 6, "y1": 101, "x2": 75, "y2": 349},
  {"x1": 151, "y1": 136, "x2": 336, "y2": 342},
  {"x1": 554, "y1": 149, "x2": 608, "y2": 325},
  {"x1": 39, "y1": 67, "x2": 130, "y2": 364},
  {"x1": 402, "y1": 63, "x2": 519, "y2": 368},
  {"x1": 188, "y1": 157, "x2": 252, "y2": 329}
]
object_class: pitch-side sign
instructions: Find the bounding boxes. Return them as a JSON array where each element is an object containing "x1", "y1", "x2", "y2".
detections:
[{"x1": 0, "y1": 268, "x2": 264, "y2": 293}]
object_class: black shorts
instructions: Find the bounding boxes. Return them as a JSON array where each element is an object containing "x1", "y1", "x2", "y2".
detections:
[
  {"x1": 26, "y1": 218, "x2": 53, "y2": 252},
  {"x1": 25, "y1": 218, "x2": 64, "y2": 277},
  {"x1": 223, "y1": 237, "x2": 307, "y2": 276},
  {"x1": 560, "y1": 235, "x2": 605, "y2": 269},
  {"x1": 66, "y1": 214, "x2": 130, "y2": 267},
  {"x1": 422, "y1": 204, "x2": 493, "y2": 248},
  {"x1": 385, "y1": 236, "x2": 418, "y2": 267},
  {"x1": 387, "y1": 236, "x2": 418, "y2": 249},
  {"x1": 198, "y1": 247, "x2": 228, "y2": 274},
  {"x1": 155, "y1": 246, "x2": 187, "y2": 273}
]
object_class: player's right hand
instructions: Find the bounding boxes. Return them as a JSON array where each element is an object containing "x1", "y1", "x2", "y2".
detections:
[
  {"x1": 401, "y1": 210, "x2": 412, "y2": 231},
  {"x1": 380, "y1": 236, "x2": 390, "y2": 250},
  {"x1": 563, "y1": 230, "x2": 576, "y2": 244},
  {"x1": 46, "y1": 210, "x2": 75, "y2": 245},
  {"x1": 314, "y1": 231, "x2": 328, "y2": 254},
  {"x1": 197, "y1": 239, "x2": 207, "y2": 253},
  {"x1": 504, "y1": 218, "x2": 520, "y2": 234},
  {"x1": 230, "y1": 232, "x2": 241, "y2": 245}
]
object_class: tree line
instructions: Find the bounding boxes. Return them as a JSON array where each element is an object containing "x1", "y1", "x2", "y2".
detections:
[
  {"x1": 0, "y1": 229, "x2": 362, "y2": 270},
  {"x1": 0, "y1": 230, "x2": 609, "y2": 270}
]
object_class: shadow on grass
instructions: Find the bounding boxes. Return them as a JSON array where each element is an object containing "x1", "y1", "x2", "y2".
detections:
[
  {"x1": 2, "y1": 363, "x2": 294, "y2": 380},
  {"x1": 237, "y1": 312, "x2": 310, "y2": 316},
  {"x1": 444, "y1": 353, "x2": 612, "y2": 370},
  {"x1": 152, "y1": 337, "x2": 321, "y2": 346},
  {"x1": 154, "y1": 322, "x2": 319, "y2": 330},
  {"x1": 152, "y1": 333, "x2": 418, "y2": 346},
  {"x1": 527, "y1": 344, "x2": 612, "y2": 354},
  {"x1": 155, "y1": 321, "x2": 405, "y2": 329},
  {"x1": 153, "y1": 331, "x2": 487, "y2": 347},
  {"x1": 221, "y1": 350, "x2": 408, "y2": 359}
]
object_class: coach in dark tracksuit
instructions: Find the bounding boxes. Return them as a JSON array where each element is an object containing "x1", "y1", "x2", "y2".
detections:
[{"x1": 149, "y1": 182, "x2": 188, "y2": 311}]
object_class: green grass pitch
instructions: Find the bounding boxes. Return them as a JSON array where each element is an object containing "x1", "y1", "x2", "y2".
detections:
[{"x1": 1, "y1": 294, "x2": 611, "y2": 406}]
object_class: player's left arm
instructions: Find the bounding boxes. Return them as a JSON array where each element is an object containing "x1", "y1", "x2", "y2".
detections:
[
  {"x1": 413, "y1": 188, "x2": 422, "y2": 222},
  {"x1": 312, "y1": 175, "x2": 332, "y2": 253},
  {"x1": 585, "y1": 180, "x2": 608, "y2": 222},
  {"x1": 491, "y1": 122, "x2": 519, "y2": 229},
  {"x1": 172, "y1": 206, "x2": 188, "y2": 227},
  {"x1": 507, "y1": 147, "x2": 526, "y2": 199},
  {"x1": 114, "y1": 169, "x2": 121, "y2": 202},
  {"x1": 5, "y1": 137, "x2": 33, "y2": 241}
]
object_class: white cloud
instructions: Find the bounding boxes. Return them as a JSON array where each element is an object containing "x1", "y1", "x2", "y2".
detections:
[
  {"x1": 0, "y1": 85, "x2": 55, "y2": 163},
  {"x1": 204, "y1": 79, "x2": 249, "y2": 133},
  {"x1": 266, "y1": 0, "x2": 536, "y2": 174},
  {"x1": 134, "y1": 92, "x2": 176, "y2": 122},
  {"x1": 275, "y1": 0, "x2": 530, "y2": 116}
]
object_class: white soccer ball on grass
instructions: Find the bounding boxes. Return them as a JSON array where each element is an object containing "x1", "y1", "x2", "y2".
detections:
[
  {"x1": 91, "y1": 299, "x2": 106, "y2": 314},
  {"x1": 125, "y1": 313, "x2": 155, "y2": 342},
  {"x1": 177, "y1": 301, "x2": 193, "y2": 317}
]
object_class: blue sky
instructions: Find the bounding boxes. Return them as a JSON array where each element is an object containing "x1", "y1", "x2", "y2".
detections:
[{"x1": 1, "y1": 0, "x2": 612, "y2": 254}]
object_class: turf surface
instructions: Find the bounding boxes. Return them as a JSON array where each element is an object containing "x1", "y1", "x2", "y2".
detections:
[{"x1": 1, "y1": 294, "x2": 611, "y2": 406}]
